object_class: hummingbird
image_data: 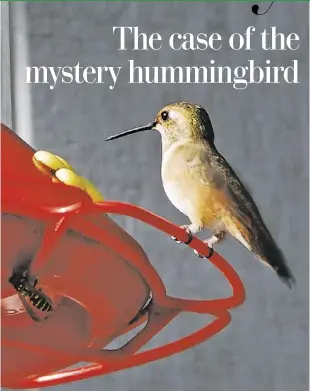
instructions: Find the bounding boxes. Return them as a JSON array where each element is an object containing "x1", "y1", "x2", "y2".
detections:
[{"x1": 106, "y1": 101, "x2": 295, "y2": 288}]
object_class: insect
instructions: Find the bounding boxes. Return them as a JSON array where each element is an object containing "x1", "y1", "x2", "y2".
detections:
[{"x1": 8, "y1": 271, "x2": 53, "y2": 321}]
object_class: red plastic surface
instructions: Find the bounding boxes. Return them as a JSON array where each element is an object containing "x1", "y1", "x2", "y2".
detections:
[{"x1": 1, "y1": 123, "x2": 246, "y2": 389}]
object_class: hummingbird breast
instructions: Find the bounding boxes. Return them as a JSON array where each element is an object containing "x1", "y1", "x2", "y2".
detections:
[
  {"x1": 162, "y1": 179, "x2": 194, "y2": 217},
  {"x1": 161, "y1": 140, "x2": 222, "y2": 228}
]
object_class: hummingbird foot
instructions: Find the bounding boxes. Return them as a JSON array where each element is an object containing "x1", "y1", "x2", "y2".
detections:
[
  {"x1": 193, "y1": 243, "x2": 214, "y2": 259},
  {"x1": 193, "y1": 232, "x2": 226, "y2": 259},
  {"x1": 171, "y1": 228, "x2": 193, "y2": 244},
  {"x1": 171, "y1": 223, "x2": 202, "y2": 245}
]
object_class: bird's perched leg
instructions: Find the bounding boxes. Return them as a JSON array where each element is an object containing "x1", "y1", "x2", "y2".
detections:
[
  {"x1": 171, "y1": 222, "x2": 203, "y2": 245},
  {"x1": 194, "y1": 231, "x2": 227, "y2": 258},
  {"x1": 204, "y1": 230, "x2": 226, "y2": 247}
]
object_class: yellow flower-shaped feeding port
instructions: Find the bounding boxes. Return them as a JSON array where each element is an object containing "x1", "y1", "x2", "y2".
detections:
[{"x1": 32, "y1": 150, "x2": 104, "y2": 202}]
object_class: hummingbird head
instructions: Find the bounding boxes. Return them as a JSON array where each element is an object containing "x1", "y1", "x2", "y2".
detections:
[
  {"x1": 105, "y1": 101, "x2": 215, "y2": 148},
  {"x1": 154, "y1": 102, "x2": 215, "y2": 147}
]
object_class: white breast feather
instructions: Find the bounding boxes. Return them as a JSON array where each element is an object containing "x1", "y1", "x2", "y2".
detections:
[{"x1": 161, "y1": 141, "x2": 193, "y2": 218}]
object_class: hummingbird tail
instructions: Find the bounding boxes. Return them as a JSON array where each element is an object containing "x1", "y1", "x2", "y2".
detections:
[
  {"x1": 254, "y1": 237, "x2": 296, "y2": 289},
  {"x1": 226, "y1": 219, "x2": 295, "y2": 288}
]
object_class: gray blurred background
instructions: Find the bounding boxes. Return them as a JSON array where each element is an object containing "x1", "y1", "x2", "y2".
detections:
[{"x1": 2, "y1": 2, "x2": 309, "y2": 391}]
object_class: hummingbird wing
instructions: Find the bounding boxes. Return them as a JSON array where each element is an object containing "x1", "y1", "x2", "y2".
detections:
[{"x1": 198, "y1": 146, "x2": 295, "y2": 288}]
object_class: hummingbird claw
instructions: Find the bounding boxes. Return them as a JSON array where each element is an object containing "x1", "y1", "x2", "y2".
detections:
[
  {"x1": 183, "y1": 228, "x2": 193, "y2": 244},
  {"x1": 193, "y1": 235, "x2": 216, "y2": 258},
  {"x1": 171, "y1": 227, "x2": 193, "y2": 245},
  {"x1": 193, "y1": 249, "x2": 205, "y2": 258},
  {"x1": 170, "y1": 236, "x2": 183, "y2": 244},
  {"x1": 193, "y1": 246, "x2": 214, "y2": 259}
]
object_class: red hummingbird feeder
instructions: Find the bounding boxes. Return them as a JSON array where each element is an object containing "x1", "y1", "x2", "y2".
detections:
[{"x1": 1, "y1": 123, "x2": 246, "y2": 389}]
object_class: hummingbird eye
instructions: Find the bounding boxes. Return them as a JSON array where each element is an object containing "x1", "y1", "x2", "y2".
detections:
[{"x1": 161, "y1": 111, "x2": 169, "y2": 121}]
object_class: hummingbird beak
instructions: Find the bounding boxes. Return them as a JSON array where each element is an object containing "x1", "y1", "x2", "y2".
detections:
[{"x1": 105, "y1": 121, "x2": 157, "y2": 141}]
